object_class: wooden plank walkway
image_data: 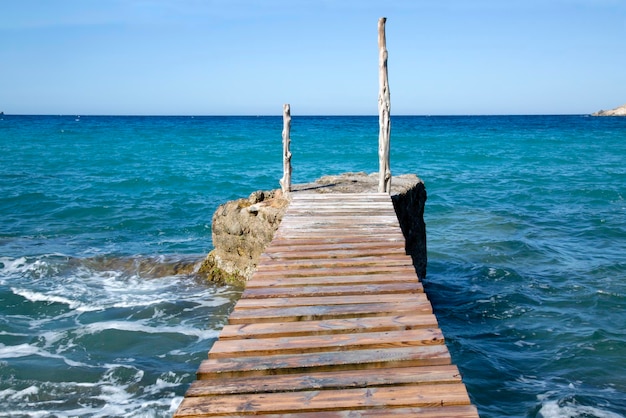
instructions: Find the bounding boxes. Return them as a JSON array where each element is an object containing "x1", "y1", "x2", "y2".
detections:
[{"x1": 175, "y1": 192, "x2": 478, "y2": 417}]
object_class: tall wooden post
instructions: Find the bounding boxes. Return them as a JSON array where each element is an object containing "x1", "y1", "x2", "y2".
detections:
[
  {"x1": 280, "y1": 104, "x2": 292, "y2": 194},
  {"x1": 378, "y1": 17, "x2": 391, "y2": 194}
]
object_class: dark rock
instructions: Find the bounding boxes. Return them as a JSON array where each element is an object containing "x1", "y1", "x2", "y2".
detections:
[{"x1": 392, "y1": 182, "x2": 427, "y2": 280}]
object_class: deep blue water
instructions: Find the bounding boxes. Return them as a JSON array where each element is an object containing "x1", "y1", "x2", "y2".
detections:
[{"x1": 0, "y1": 114, "x2": 625, "y2": 417}]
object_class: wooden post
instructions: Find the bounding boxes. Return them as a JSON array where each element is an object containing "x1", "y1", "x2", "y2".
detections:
[
  {"x1": 280, "y1": 104, "x2": 292, "y2": 194},
  {"x1": 378, "y1": 17, "x2": 391, "y2": 194}
]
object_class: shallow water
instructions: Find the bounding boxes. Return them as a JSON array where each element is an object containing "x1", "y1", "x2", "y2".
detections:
[{"x1": 1, "y1": 114, "x2": 625, "y2": 417}]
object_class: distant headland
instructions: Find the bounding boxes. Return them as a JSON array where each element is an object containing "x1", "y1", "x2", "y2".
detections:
[{"x1": 591, "y1": 103, "x2": 626, "y2": 116}]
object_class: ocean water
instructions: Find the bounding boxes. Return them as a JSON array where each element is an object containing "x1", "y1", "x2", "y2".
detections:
[{"x1": 0, "y1": 114, "x2": 625, "y2": 417}]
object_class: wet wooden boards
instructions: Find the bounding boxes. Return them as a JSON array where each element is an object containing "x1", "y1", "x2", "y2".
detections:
[{"x1": 175, "y1": 192, "x2": 478, "y2": 417}]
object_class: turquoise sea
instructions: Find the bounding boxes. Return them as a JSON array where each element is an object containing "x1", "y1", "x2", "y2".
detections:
[{"x1": 0, "y1": 114, "x2": 625, "y2": 417}]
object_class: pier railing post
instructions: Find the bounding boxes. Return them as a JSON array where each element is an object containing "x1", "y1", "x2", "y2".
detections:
[
  {"x1": 280, "y1": 104, "x2": 292, "y2": 194},
  {"x1": 378, "y1": 17, "x2": 391, "y2": 194}
]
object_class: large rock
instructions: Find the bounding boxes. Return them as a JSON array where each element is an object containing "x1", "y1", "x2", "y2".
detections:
[
  {"x1": 198, "y1": 189, "x2": 289, "y2": 285},
  {"x1": 592, "y1": 103, "x2": 626, "y2": 116},
  {"x1": 198, "y1": 172, "x2": 427, "y2": 286}
]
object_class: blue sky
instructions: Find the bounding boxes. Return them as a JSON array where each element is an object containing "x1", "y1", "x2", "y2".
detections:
[{"x1": 1, "y1": 0, "x2": 625, "y2": 115}]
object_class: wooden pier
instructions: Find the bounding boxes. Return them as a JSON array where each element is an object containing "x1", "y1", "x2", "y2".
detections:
[{"x1": 175, "y1": 192, "x2": 478, "y2": 417}]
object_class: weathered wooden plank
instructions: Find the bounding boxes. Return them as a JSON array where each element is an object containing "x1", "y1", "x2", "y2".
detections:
[
  {"x1": 185, "y1": 365, "x2": 462, "y2": 396},
  {"x1": 291, "y1": 200, "x2": 391, "y2": 207},
  {"x1": 280, "y1": 217, "x2": 398, "y2": 223},
  {"x1": 209, "y1": 328, "x2": 444, "y2": 359},
  {"x1": 267, "y1": 237, "x2": 405, "y2": 247},
  {"x1": 288, "y1": 200, "x2": 392, "y2": 204},
  {"x1": 288, "y1": 198, "x2": 393, "y2": 203},
  {"x1": 288, "y1": 198, "x2": 392, "y2": 203},
  {"x1": 266, "y1": 239, "x2": 406, "y2": 251},
  {"x1": 254, "y1": 257, "x2": 414, "y2": 273},
  {"x1": 245, "y1": 272, "x2": 419, "y2": 288},
  {"x1": 279, "y1": 222, "x2": 398, "y2": 229},
  {"x1": 257, "y1": 254, "x2": 413, "y2": 267},
  {"x1": 235, "y1": 405, "x2": 480, "y2": 418},
  {"x1": 263, "y1": 244, "x2": 406, "y2": 256},
  {"x1": 267, "y1": 239, "x2": 404, "y2": 248},
  {"x1": 278, "y1": 225, "x2": 399, "y2": 231},
  {"x1": 241, "y1": 282, "x2": 423, "y2": 299},
  {"x1": 273, "y1": 233, "x2": 405, "y2": 241},
  {"x1": 267, "y1": 236, "x2": 405, "y2": 247},
  {"x1": 251, "y1": 265, "x2": 417, "y2": 279},
  {"x1": 281, "y1": 212, "x2": 398, "y2": 217},
  {"x1": 263, "y1": 240, "x2": 406, "y2": 254},
  {"x1": 288, "y1": 201, "x2": 393, "y2": 204},
  {"x1": 176, "y1": 383, "x2": 470, "y2": 417},
  {"x1": 283, "y1": 211, "x2": 395, "y2": 216},
  {"x1": 219, "y1": 314, "x2": 439, "y2": 340},
  {"x1": 259, "y1": 249, "x2": 408, "y2": 263},
  {"x1": 283, "y1": 209, "x2": 396, "y2": 215},
  {"x1": 284, "y1": 212, "x2": 398, "y2": 218},
  {"x1": 227, "y1": 300, "x2": 432, "y2": 324},
  {"x1": 176, "y1": 405, "x2": 480, "y2": 418},
  {"x1": 284, "y1": 208, "x2": 395, "y2": 214},
  {"x1": 197, "y1": 345, "x2": 451, "y2": 379},
  {"x1": 288, "y1": 193, "x2": 390, "y2": 199},
  {"x1": 279, "y1": 219, "x2": 399, "y2": 227},
  {"x1": 233, "y1": 293, "x2": 428, "y2": 310}
]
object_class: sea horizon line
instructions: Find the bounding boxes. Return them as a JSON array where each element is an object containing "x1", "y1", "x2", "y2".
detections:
[{"x1": 1, "y1": 113, "x2": 593, "y2": 118}]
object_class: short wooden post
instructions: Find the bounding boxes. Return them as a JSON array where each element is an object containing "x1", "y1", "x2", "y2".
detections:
[
  {"x1": 378, "y1": 17, "x2": 391, "y2": 194},
  {"x1": 280, "y1": 104, "x2": 292, "y2": 194}
]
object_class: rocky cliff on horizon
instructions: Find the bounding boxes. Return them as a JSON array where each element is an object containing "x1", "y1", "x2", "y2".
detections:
[{"x1": 592, "y1": 103, "x2": 626, "y2": 116}]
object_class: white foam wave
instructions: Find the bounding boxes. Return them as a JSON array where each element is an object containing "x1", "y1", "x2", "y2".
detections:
[
  {"x1": 11, "y1": 287, "x2": 84, "y2": 309},
  {"x1": 0, "y1": 343, "x2": 45, "y2": 359},
  {"x1": 0, "y1": 255, "x2": 70, "y2": 280},
  {"x1": 0, "y1": 330, "x2": 28, "y2": 337},
  {"x1": 0, "y1": 343, "x2": 91, "y2": 367},
  {"x1": 0, "y1": 364, "x2": 182, "y2": 417},
  {"x1": 538, "y1": 399, "x2": 624, "y2": 418},
  {"x1": 0, "y1": 256, "x2": 29, "y2": 274},
  {"x1": 0, "y1": 385, "x2": 39, "y2": 401},
  {"x1": 8, "y1": 265, "x2": 227, "y2": 313},
  {"x1": 2, "y1": 401, "x2": 179, "y2": 418},
  {"x1": 78, "y1": 320, "x2": 218, "y2": 340},
  {"x1": 0, "y1": 255, "x2": 235, "y2": 417},
  {"x1": 0, "y1": 411, "x2": 52, "y2": 418}
]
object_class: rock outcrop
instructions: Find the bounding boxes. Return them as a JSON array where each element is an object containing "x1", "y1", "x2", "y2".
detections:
[
  {"x1": 198, "y1": 172, "x2": 427, "y2": 286},
  {"x1": 198, "y1": 189, "x2": 289, "y2": 285},
  {"x1": 592, "y1": 104, "x2": 626, "y2": 116}
]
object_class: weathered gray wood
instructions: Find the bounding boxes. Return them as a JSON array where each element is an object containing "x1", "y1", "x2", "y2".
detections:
[
  {"x1": 219, "y1": 314, "x2": 438, "y2": 340},
  {"x1": 233, "y1": 293, "x2": 428, "y2": 310},
  {"x1": 209, "y1": 328, "x2": 444, "y2": 359},
  {"x1": 176, "y1": 383, "x2": 471, "y2": 416},
  {"x1": 279, "y1": 103, "x2": 292, "y2": 194},
  {"x1": 253, "y1": 255, "x2": 415, "y2": 272},
  {"x1": 235, "y1": 406, "x2": 481, "y2": 418},
  {"x1": 197, "y1": 345, "x2": 451, "y2": 379},
  {"x1": 378, "y1": 17, "x2": 392, "y2": 194},
  {"x1": 266, "y1": 235, "x2": 405, "y2": 247},
  {"x1": 251, "y1": 264, "x2": 417, "y2": 279},
  {"x1": 245, "y1": 272, "x2": 420, "y2": 289},
  {"x1": 177, "y1": 405, "x2": 479, "y2": 418},
  {"x1": 175, "y1": 191, "x2": 478, "y2": 418},
  {"x1": 241, "y1": 282, "x2": 423, "y2": 299},
  {"x1": 185, "y1": 365, "x2": 462, "y2": 396},
  {"x1": 227, "y1": 300, "x2": 433, "y2": 324}
]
